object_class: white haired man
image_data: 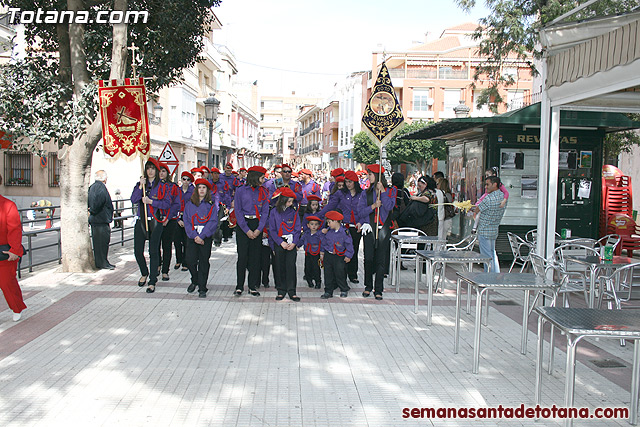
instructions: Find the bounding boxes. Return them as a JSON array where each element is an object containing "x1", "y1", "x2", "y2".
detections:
[{"x1": 88, "y1": 170, "x2": 115, "y2": 270}]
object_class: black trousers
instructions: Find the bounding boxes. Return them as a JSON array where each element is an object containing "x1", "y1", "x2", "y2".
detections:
[
  {"x1": 173, "y1": 220, "x2": 187, "y2": 265},
  {"x1": 324, "y1": 252, "x2": 349, "y2": 295},
  {"x1": 221, "y1": 219, "x2": 233, "y2": 239},
  {"x1": 91, "y1": 223, "x2": 111, "y2": 268},
  {"x1": 363, "y1": 225, "x2": 391, "y2": 294},
  {"x1": 185, "y1": 237, "x2": 212, "y2": 292},
  {"x1": 347, "y1": 226, "x2": 361, "y2": 281},
  {"x1": 304, "y1": 253, "x2": 321, "y2": 286},
  {"x1": 260, "y1": 244, "x2": 272, "y2": 285},
  {"x1": 236, "y1": 218, "x2": 262, "y2": 291},
  {"x1": 134, "y1": 218, "x2": 163, "y2": 285},
  {"x1": 160, "y1": 219, "x2": 178, "y2": 274},
  {"x1": 273, "y1": 245, "x2": 297, "y2": 297}
]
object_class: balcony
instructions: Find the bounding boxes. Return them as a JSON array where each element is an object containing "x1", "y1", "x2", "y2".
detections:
[
  {"x1": 407, "y1": 68, "x2": 437, "y2": 79},
  {"x1": 297, "y1": 143, "x2": 320, "y2": 155},
  {"x1": 438, "y1": 67, "x2": 469, "y2": 80},
  {"x1": 299, "y1": 120, "x2": 321, "y2": 137}
]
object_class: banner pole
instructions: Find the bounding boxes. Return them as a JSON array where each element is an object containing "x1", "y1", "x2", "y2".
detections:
[
  {"x1": 140, "y1": 155, "x2": 149, "y2": 234},
  {"x1": 375, "y1": 145, "x2": 383, "y2": 240}
]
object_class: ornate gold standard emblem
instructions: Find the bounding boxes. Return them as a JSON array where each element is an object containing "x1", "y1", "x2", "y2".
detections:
[{"x1": 362, "y1": 62, "x2": 404, "y2": 145}]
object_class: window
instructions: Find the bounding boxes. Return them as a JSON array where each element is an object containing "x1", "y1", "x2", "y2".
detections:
[
  {"x1": 4, "y1": 151, "x2": 32, "y2": 186},
  {"x1": 412, "y1": 89, "x2": 430, "y2": 111},
  {"x1": 502, "y1": 67, "x2": 518, "y2": 80},
  {"x1": 197, "y1": 152, "x2": 206, "y2": 167},
  {"x1": 48, "y1": 152, "x2": 60, "y2": 187},
  {"x1": 443, "y1": 89, "x2": 462, "y2": 113},
  {"x1": 507, "y1": 90, "x2": 526, "y2": 110}
]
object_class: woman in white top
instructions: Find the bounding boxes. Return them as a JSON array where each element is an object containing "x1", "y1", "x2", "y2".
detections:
[{"x1": 437, "y1": 178, "x2": 453, "y2": 241}]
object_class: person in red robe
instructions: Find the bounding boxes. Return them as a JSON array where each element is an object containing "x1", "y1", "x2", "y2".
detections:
[{"x1": 0, "y1": 174, "x2": 26, "y2": 321}]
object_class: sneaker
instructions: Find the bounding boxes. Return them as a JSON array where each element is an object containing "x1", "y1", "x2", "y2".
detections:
[
  {"x1": 320, "y1": 293, "x2": 333, "y2": 299},
  {"x1": 340, "y1": 292, "x2": 348, "y2": 298},
  {"x1": 187, "y1": 283, "x2": 196, "y2": 293},
  {"x1": 12, "y1": 312, "x2": 21, "y2": 322}
]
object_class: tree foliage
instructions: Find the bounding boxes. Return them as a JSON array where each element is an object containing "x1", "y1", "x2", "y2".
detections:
[
  {"x1": 604, "y1": 114, "x2": 640, "y2": 161},
  {"x1": 352, "y1": 131, "x2": 379, "y2": 165},
  {"x1": 352, "y1": 121, "x2": 446, "y2": 173},
  {"x1": 454, "y1": 0, "x2": 638, "y2": 111}
]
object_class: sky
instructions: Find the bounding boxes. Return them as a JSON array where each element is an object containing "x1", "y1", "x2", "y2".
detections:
[{"x1": 215, "y1": 0, "x2": 491, "y2": 97}]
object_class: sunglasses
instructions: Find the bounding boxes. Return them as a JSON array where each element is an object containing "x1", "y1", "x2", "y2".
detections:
[
  {"x1": 182, "y1": 177, "x2": 191, "y2": 181},
  {"x1": 282, "y1": 170, "x2": 292, "y2": 173}
]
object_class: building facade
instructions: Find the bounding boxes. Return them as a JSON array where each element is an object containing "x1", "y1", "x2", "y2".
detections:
[
  {"x1": 336, "y1": 72, "x2": 368, "y2": 170},
  {"x1": 321, "y1": 101, "x2": 339, "y2": 170}
]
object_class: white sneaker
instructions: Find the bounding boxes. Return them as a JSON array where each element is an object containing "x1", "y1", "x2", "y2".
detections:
[{"x1": 12, "y1": 312, "x2": 21, "y2": 322}]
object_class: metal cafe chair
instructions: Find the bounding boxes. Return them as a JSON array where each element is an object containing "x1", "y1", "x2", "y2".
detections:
[
  {"x1": 391, "y1": 227, "x2": 426, "y2": 292},
  {"x1": 552, "y1": 243, "x2": 600, "y2": 307},
  {"x1": 433, "y1": 234, "x2": 478, "y2": 293},
  {"x1": 507, "y1": 231, "x2": 532, "y2": 273}
]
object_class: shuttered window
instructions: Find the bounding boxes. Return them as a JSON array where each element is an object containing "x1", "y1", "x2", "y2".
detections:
[{"x1": 4, "y1": 151, "x2": 32, "y2": 186}]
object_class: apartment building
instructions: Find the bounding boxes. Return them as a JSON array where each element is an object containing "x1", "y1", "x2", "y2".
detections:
[
  {"x1": 336, "y1": 72, "x2": 368, "y2": 170},
  {"x1": 321, "y1": 101, "x2": 339, "y2": 170},
  {"x1": 296, "y1": 105, "x2": 323, "y2": 169},
  {"x1": 370, "y1": 23, "x2": 533, "y2": 123},
  {"x1": 258, "y1": 93, "x2": 322, "y2": 167}
]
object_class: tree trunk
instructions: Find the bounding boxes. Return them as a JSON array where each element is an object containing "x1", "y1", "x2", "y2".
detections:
[{"x1": 60, "y1": 119, "x2": 102, "y2": 272}]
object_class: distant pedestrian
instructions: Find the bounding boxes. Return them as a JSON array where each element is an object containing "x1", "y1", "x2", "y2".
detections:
[
  {"x1": 26, "y1": 202, "x2": 37, "y2": 229},
  {"x1": 88, "y1": 170, "x2": 115, "y2": 270},
  {"x1": 472, "y1": 176, "x2": 506, "y2": 272},
  {"x1": 472, "y1": 168, "x2": 508, "y2": 233},
  {"x1": 113, "y1": 189, "x2": 124, "y2": 228},
  {"x1": 0, "y1": 173, "x2": 27, "y2": 321},
  {"x1": 158, "y1": 163, "x2": 182, "y2": 282},
  {"x1": 437, "y1": 178, "x2": 454, "y2": 241}
]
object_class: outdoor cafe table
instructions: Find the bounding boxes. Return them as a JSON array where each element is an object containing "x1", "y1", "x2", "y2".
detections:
[
  {"x1": 456, "y1": 272, "x2": 559, "y2": 374},
  {"x1": 564, "y1": 255, "x2": 635, "y2": 308},
  {"x1": 391, "y1": 235, "x2": 446, "y2": 292},
  {"x1": 414, "y1": 250, "x2": 491, "y2": 325},
  {"x1": 534, "y1": 307, "x2": 640, "y2": 427}
]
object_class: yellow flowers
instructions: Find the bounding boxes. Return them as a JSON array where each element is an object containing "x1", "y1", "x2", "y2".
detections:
[{"x1": 453, "y1": 200, "x2": 474, "y2": 212}]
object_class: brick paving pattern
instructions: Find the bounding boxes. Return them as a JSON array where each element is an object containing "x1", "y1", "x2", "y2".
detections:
[{"x1": 0, "y1": 240, "x2": 636, "y2": 426}]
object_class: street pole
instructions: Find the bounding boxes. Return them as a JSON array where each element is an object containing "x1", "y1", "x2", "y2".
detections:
[{"x1": 208, "y1": 119, "x2": 213, "y2": 167}]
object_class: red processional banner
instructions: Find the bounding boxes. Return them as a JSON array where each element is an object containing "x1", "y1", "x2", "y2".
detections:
[{"x1": 98, "y1": 78, "x2": 150, "y2": 157}]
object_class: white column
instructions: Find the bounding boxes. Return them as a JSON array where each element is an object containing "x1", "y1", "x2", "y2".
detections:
[
  {"x1": 537, "y1": 90, "x2": 551, "y2": 257},
  {"x1": 546, "y1": 107, "x2": 561, "y2": 259}
]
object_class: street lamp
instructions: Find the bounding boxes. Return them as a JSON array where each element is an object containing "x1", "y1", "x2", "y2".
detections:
[{"x1": 204, "y1": 93, "x2": 220, "y2": 167}]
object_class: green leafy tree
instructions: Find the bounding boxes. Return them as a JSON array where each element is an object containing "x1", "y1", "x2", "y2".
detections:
[
  {"x1": 352, "y1": 131, "x2": 379, "y2": 165},
  {"x1": 0, "y1": 0, "x2": 220, "y2": 272},
  {"x1": 455, "y1": 0, "x2": 637, "y2": 111},
  {"x1": 385, "y1": 120, "x2": 445, "y2": 174},
  {"x1": 604, "y1": 115, "x2": 640, "y2": 163}
]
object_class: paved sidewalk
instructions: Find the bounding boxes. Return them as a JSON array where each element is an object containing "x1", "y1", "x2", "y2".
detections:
[{"x1": 0, "y1": 240, "x2": 636, "y2": 426}]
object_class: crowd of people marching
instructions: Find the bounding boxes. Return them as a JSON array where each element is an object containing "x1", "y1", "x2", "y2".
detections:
[{"x1": 130, "y1": 159, "x2": 455, "y2": 302}]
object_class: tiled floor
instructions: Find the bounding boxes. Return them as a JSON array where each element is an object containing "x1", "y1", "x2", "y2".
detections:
[{"x1": 0, "y1": 240, "x2": 636, "y2": 426}]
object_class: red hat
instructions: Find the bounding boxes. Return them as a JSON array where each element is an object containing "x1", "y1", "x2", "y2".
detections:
[
  {"x1": 158, "y1": 161, "x2": 170, "y2": 173},
  {"x1": 145, "y1": 158, "x2": 161, "y2": 170},
  {"x1": 239, "y1": 167, "x2": 247, "y2": 172},
  {"x1": 194, "y1": 178, "x2": 213, "y2": 190},
  {"x1": 181, "y1": 171, "x2": 194, "y2": 181},
  {"x1": 366, "y1": 164, "x2": 385, "y2": 174},
  {"x1": 357, "y1": 170, "x2": 366, "y2": 176},
  {"x1": 273, "y1": 164, "x2": 282, "y2": 170},
  {"x1": 232, "y1": 170, "x2": 238, "y2": 175},
  {"x1": 325, "y1": 211, "x2": 344, "y2": 221},
  {"x1": 335, "y1": 176, "x2": 345, "y2": 182},
  {"x1": 306, "y1": 215, "x2": 322, "y2": 223},
  {"x1": 331, "y1": 168, "x2": 345, "y2": 177},
  {"x1": 225, "y1": 162, "x2": 233, "y2": 169},
  {"x1": 278, "y1": 187, "x2": 296, "y2": 199},
  {"x1": 306, "y1": 194, "x2": 321, "y2": 202},
  {"x1": 344, "y1": 171, "x2": 358, "y2": 182},
  {"x1": 291, "y1": 171, "x2": 299, "y2": 177},
  {"x1": 299, "y1": 168, "x2": 313, "y2": 176},
  {"x1": 248, "y1": 165, "x2": 267, "y2": 175},
  {"x1": 210, "y1": 167, "x2": 221, "y2": 174},
  {"x1": 280, "y1": 163, "x2": 292, "y2": 171},
  {"x1": 190, "y1": 167, "x2": 202, "y2": 174},
  {"x1": 200, "y1": 166, "x2": 210, "y2": 173}
]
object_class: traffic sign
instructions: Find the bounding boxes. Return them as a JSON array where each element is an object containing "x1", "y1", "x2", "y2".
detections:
[{"x1": 159, "y1": 142, "x2": 179, "y2": 176}]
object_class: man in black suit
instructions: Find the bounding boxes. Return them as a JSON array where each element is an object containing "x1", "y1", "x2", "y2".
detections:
[{"x1": 88, "y1": 170, "x2": 115, "y2": 270}]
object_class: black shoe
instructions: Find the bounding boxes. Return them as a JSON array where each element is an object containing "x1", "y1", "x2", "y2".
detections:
[
  {"x1": 146, "y1": 285, "x2": 155, "y2": 293},
  {"x1": 199, "y1": 291, "x2": 207, "y2": 298},
  {"x1": 138, "y1": 276, "x2": 148, "y2": 287},
  {"x1": 181, "y1": 266, "x2": 188, "y2": 271},
  {"x1": 249, "y1": 289, "x2": 260, "y2": 297},
  {"x1": 374, "y1": 293, "x2": 383, "y2": 300},
  {"x1": 362, "y1": 290, "x2": 371, "y2": 298},
  {"x1": 307, "y1": 282, "x2": 314, "y2": 288},
  {"x1": 340, "y1": 292, "x2": 348, "y2": 298},
  {"x1": 263, "y1": 283, "x2": 270, "y2": 288},
  {"x1": 214, "y1": 242, "x2": 221, "y2": 247},
  {"x1": 100, "y1": 265, "x2": 115, "y2": 270},
  {"x1": 162, "y1": 273, "x2": 169, "y2": 281},
  {"x1": 314, "y1": 283, "x2": 321, "y2": 289},
  {"x1": 349, "y1": 278, "x2": 359, "y2": 284},
  {"x1": 321, "y1": 293, "x2": 333, "y2": 299},
  {"x1": 400, "y1": 264, "x2": 408, "y2": 270},
  {"x1": 290, "y1": 295, "x2": 301, "y2": 302},
  {"x1": 234, "y1": 289, "x2": 242, "y2": 297},
  {"x1": 174, "y1": 263, "x2": 181, "y2": 270},
  {"x1": 187, "y1": 283, "x2": 196, "y2": 293},
  {"x1": 223, "y1": 238, "x2": 229, "y2": 242},
  {"x1": 107, "y1": 262, "x2": 116, "y2": 268},
  {"x1": 276, "y1": 295, "x2": 285, "y2": 301}
]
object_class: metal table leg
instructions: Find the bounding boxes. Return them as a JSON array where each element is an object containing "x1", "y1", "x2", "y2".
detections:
[
  {"x1": 535, "y1": 314, "x2": 545, "y2": 406},
  {"x1": 427, "y1": 260, "x2": 433, "y2": 325},
  {"x1": 473, "y1": 287, "x2": 485, "y2": 374},
  {"x1": 414, "y1": 255, "x2": 419, "y2": 314},
  {"x1": 465, "y1": 263, "x2": 472, "y2": 315},
  {"x1": 563, "y1": 335, "x2": 579, "y2": 427},
  {"x1": 455, "y1": 277, "x2": 462, "y2": 354},
  {"x1": 521, "y1": 289, "x2": 530, "y2": 354},
  {"x1": 630, "y1": 340, "x2": 640, "y2": 425}
]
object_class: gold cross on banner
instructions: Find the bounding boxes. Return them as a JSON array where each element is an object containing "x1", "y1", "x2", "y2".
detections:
[{"x1": 127, "y1": 43, "x2": 140, "y2": 79}]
